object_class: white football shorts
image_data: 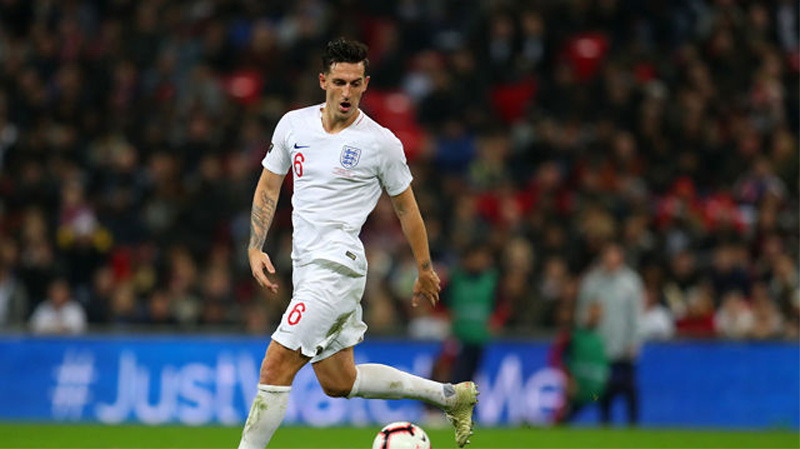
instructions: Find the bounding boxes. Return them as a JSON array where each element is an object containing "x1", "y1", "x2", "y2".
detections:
[{"x1": 271, "y1": 260, "x2": 368, "y2": 363}]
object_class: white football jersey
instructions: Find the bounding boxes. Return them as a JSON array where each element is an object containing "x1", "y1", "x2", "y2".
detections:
[{"x1": 262, "y1": 104, "x2": 413, "y2": 275}]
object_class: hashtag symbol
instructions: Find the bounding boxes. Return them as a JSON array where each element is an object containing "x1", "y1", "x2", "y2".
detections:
[{"x1": 51, "y1": 351, "x2": 96, "y2": 420}]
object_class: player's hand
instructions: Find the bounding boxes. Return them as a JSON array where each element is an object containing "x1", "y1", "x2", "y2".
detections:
[
  {"x1": 249, "y1": 248, "x2": 279, "y2": 294},
  {"x1": 412, "y1": 267, "x2": 441, "y2": 307}
]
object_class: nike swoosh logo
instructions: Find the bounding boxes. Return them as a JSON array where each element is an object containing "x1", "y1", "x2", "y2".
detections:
[{"x1": 294, "y1": 144, "x2": 310, "y2": 149}]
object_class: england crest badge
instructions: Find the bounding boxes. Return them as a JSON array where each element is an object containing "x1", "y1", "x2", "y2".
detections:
[{"x1": 340, "y1": 145, "x2": 361, "y2": 169}]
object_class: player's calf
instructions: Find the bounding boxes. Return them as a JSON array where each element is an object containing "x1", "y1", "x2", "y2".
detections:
[
  {"x1": 347, "y1": 363, "x2": 456, "y2": 408},
  {"x1": 237, "y1": 384, "x2": 292, "y2": 449}
]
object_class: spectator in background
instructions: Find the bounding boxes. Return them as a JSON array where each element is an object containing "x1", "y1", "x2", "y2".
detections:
[
  {"x1": 86, "y1": 265, "x2": 114, "y2": 324},
  {"x1": 676, "y1": 284, "x2": 717, "y2": 338},
  {"x1": 709, "y1": 244, "x2": 752, "y2": 303},
  {"x1": 108, "y1": 281, "x2": 141, "y2": 327},
  {"x1": 640, "y1": 286, "x2": 675, "y2": 341},
  {"x1": 17, "y1": 208, "x2": 57, "y2": 312},
  {"x1": 498, "y1": 237, "x2": 536, "y2": 328},
  {"x1": 167, "y1": 246, "x2": 202, "y2": 327},
  {"x1": 445, "y1": 242, "x2": 499, "y2": 383},
  {"x1": 782, "y1": 290, "x2": 800, "y2": 341},
  {"x1": 199, "y1": 264, "x2": 237, "y2": 327},
  {"x1": 552, "y1": 301, "x2": 609, "y2": 424},
  {"x1": 768, "y1": 254, "x2": 799, "y2": 329},
  {"x1": 749, "y1": 283, "x2": 784, "y2": 340},
  {"x1": 577, "y1": 243, "x2": 643, "y2": 425},
  {"x1": 662, "y1": 250, "x2": 699, "y2": 319},
  {"x1": 145, "y1": 289, "x2": 177, "y2": 327},
  {"x1": 0, "y1": 241, "x2": 28, "y2": 328},
  {"x1": 714, "y1": 291, "x2": 754, "y2": 339},
  {"x1": 29, "y1": 278, "x2": 86, "y2": 334},
  {"x1": 537, "y1": 256, "x2": 571, "y2": 328},
  {"x1": 56, "y1": 178, "x2": 111, "y2": 303}
]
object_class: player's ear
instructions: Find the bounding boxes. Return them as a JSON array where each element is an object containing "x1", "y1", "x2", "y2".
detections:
[
  {"x1": 363, "y1": 75, "x2": 370, "y2": 91},
  {"x1": 319, "y1": 73, "x2": 326, "y2": 90}
]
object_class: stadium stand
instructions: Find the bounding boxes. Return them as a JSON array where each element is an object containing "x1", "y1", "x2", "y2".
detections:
[{"x1": 0, "y1": 0, "x2": 796, "y2": 340}]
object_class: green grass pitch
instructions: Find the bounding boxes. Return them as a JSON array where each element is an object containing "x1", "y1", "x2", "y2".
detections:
[{"x1": 0, "y1": 423, "x2": 797, "y2": 448}]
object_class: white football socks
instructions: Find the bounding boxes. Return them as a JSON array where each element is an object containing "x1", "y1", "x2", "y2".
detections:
[
  {"x1": 347, "y1": 363, "x2": 456, "y2": 409},
  {"x1": 237, "y1": 384, "x2": 291, "y2": 449}
]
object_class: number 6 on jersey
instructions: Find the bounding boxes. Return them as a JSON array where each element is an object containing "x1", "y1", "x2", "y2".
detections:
[{"x1": 293, "y1": 153, "x2": 304, "y2": 178}]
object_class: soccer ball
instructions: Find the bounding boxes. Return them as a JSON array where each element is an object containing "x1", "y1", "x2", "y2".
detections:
[{"x1": 371, "y1": 421, "x2": 431, "y2": 449}]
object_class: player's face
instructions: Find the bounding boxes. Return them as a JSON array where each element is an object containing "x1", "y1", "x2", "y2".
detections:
[{"x1": 320, "y1": 62, "x2": 369, "y2": 120}]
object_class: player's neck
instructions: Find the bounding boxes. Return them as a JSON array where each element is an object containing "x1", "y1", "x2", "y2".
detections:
[{"x1": 321, "y1": 104, "x2": 359, "y2": 134}]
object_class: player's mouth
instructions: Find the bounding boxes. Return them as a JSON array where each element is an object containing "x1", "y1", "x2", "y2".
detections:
[{"x1": 339, "y1": 101, "x2": 352, "y2": 113}]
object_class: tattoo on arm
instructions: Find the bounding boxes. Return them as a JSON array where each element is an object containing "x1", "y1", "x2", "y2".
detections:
[
  {"x1": 420, "y1": 260, "x2": 432, "y2": 271},
  {"x1": 248, "y1": 190, "x2": 276, "y2": 251}
]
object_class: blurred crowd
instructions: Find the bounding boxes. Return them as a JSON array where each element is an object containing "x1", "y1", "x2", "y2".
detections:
[{"x1": 0, "y1": 0, "x2": 797, "y2": 340}]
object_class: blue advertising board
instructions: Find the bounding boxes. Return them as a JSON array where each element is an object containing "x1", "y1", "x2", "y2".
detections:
[{"x1": 0, "y1": 336, "x2": 797, "y2": 429}]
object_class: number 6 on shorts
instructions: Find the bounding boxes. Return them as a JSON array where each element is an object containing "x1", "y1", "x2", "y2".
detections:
[{"x1": 287, "y1": 302, "x2": 305, "y2": 325}]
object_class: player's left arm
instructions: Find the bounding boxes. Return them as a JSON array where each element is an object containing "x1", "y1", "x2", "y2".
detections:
[{"x1": 390, "y1": 186, "x2": 441, "y2": 307}]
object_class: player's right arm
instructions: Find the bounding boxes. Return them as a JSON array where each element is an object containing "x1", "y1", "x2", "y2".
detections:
[{"x1": 248, "y1": 168, "x2": 285, "y2": 293}]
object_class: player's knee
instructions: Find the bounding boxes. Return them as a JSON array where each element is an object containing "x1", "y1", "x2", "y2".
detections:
[
  {"x1": 320, "y1": 380, "x2": 353, "y2": 398},
  {"x1": 259, "y1": 345, "x2": 307, "y2": 385},
  {"x1": 319, "y1": 379, "x2": 353, "y2": 398},
  {"x1": 260, "y1": 367, "x2": 289, "y2": 385}
]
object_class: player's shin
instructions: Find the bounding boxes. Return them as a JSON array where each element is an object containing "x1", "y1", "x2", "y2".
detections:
[
  {"x1": 238, "y1": 384, "x2": 291, "y2": 449},
  {"x1": 347, "y1": 363, "x2": 456, "y2": 409}
]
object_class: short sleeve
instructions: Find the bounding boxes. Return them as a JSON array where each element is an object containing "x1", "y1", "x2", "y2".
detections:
[
  {"x1": 378, "y1": 131, "x2": 413, "y2": 196},
  {"x1": 262, "y1": 114, "x2": 292, "y2": 175}
]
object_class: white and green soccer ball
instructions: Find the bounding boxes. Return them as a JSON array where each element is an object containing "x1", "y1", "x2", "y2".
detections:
[{"x1": 371, "y1": 422, "x2": 431, "y2": 449}]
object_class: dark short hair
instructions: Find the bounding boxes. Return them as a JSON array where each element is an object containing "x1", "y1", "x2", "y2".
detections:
[{"x1": 321, "y1": 38, "x2": 369, "y2": 75}]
